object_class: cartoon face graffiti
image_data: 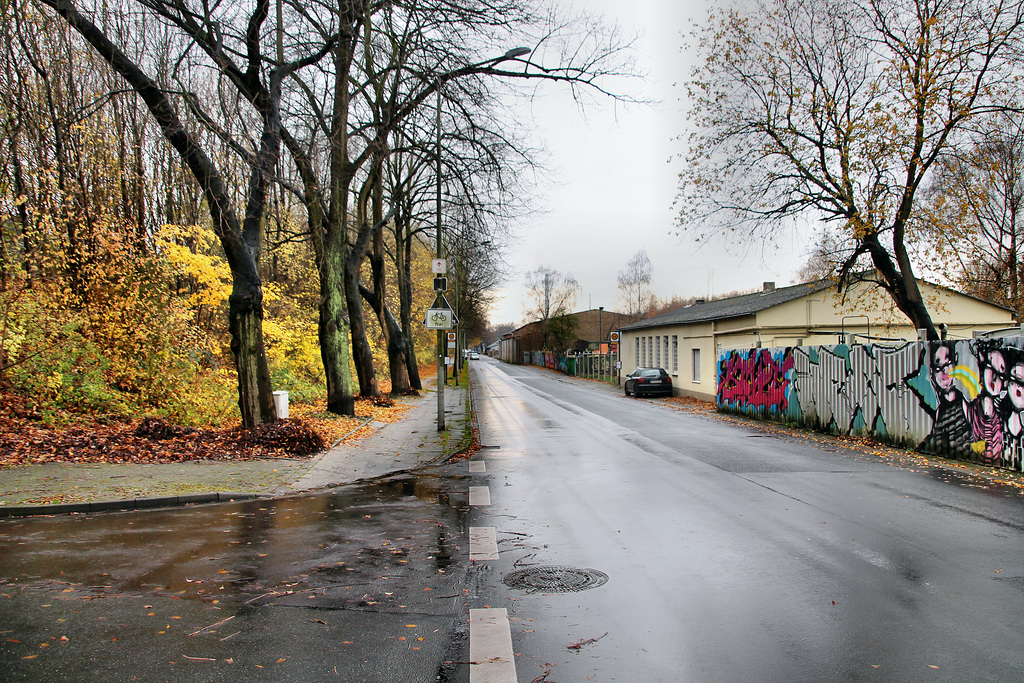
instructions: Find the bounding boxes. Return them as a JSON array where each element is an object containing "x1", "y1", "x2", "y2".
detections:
[
  {"x1": 931, "y1": 344, "x2": 956, "y2": 397},
  {"x1": 1009, "y1": 361, "x2": 1024, "y2": 412},
  {"x1": 921, "y1": 342, "x2": 972, "y2": 455},
  {"x1": 1006, "y1": 360, "x2": 1024, "y2": 439},
  {"x1": 970, "y1": 346, "x2": 1009, "y2": 462},
  {"x1": 982, "y1": 349, "x2": 1007, "y2": 398}
]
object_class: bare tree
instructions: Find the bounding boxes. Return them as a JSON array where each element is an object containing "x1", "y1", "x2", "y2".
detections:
[
  {"x1": 796, "y1": 228, "x2": 858, "y2": 283},
  {"x1": 923, "y1": 116, "x2": 1024, "y2": 317},
  {"x1": 616, "y1": 249, "x2": 655, "y2": 319},
  {"x1": 524, "y1": 266, "x2": 578, "y2": 322},
  {"x1": 523, "y1": 266, "x2": 578, "y2": 349},
  {"x1": 678, "y1": 0, "x2": 1024, "y2": 340}
]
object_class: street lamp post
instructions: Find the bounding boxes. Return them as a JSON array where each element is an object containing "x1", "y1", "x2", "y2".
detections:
[
  {"x1": 435, "y1": 47, "x2": 530, "y2": 431},
  {"x1": 435, "y1": 84, "x2": 445, "y2": 430}
]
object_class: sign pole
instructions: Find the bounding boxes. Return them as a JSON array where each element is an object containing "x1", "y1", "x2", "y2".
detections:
[{"x1": 435, "y1": 87, "x2": 445, "y2": 431}]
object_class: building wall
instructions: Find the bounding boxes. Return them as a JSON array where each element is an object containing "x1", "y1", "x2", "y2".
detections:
[
  {"x1": 621, "y1": 323, "x2": 719, "y2": 401},
  {"x1": 757, "y1": 281, "x2": 1011, "y2": 343},
  {"x1": 573, "y1": 309, "x2": 632, "y2": 345},
  {"x1": 716, "y1": 338, "x2": 1024, "y2": 472}
]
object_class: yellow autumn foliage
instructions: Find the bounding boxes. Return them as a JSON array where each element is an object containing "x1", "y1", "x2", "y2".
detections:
[{"x1": 155, "y1": 224, "x2": 231, "y2": 312}]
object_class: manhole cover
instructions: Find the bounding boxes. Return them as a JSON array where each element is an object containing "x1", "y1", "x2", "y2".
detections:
[{"x1": 503, "y1": 566, "x2": 609, "y2": 593}]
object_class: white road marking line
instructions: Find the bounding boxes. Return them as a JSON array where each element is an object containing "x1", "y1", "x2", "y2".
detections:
[
  {"x1": 469, "y1": 608, "x2": 517, "y2": 683},
  {"x1": 469, "y1": 526, "x2": 499, "y2": 561},
  {"x1": 469, "y1": 460, "x2": 486, "y2": 473},
  {"x1": 469, "y1": 485, "x2": 491, "y2": 506}
]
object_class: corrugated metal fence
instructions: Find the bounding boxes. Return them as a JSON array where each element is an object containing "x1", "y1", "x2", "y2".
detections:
[
  {"x1": 523, "y1": 350, "x2": 618, "y2": 384},
  {"x1": 717, "y1": 337, "x2": 1024, "y2": 472}
]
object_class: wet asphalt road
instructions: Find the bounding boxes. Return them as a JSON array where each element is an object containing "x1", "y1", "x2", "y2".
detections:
[
  {"x1": 0, "y1": 472, "x2": 474, "y2": 681},
  {"x1": 3, "y1": 358, "x2": 1024, "y2": 682},
  {"x1": 468, "y1": 359, "x2": 1024, "y2": 682}
]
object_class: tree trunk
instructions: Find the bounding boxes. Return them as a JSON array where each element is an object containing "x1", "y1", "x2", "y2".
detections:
[
  {"x1": 345, "y1": 239, "x2": 379, "y2": 397},
  {"x1": 369, "y1": 207, "x2": 411, "y2": 394},
  {"x1": 229, "y1": 287, "x2": 275, "y2": 426},
  {"x1": 397, "y1": 221, "x2": 422, "y2": 390},
  {"x1": 280, "y1": 126, "x2": 356, "y2": 417},
  {"x1": 319, "y1": 242, "x2": 355, "y2": 415},
  {"x1": 864, "y1": 232, "x2": 939, "y2": 340}
]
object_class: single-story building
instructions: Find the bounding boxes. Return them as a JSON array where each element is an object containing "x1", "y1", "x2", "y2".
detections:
[
  {"x1": 497, "y1": 308, "x2": 632, "y2": 364},
  {"x1": 617, "y1": 278, "x2": 1015, "y2": 402}
]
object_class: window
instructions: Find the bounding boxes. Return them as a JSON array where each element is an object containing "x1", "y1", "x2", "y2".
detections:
[
  {"x1": 692, "y1": 348, "x2": 701, "y2": 382},
  {"x1": 635, "y1": 337, "x2": 640, "y2": 366},
  {"x1": 671, "y1": 336, "x2": 678, "y2": 373},
  {"x1": 655, "y1": 336, "x2": 661, "y2": 367},
  {"x1": 641, "y1": 337, "x2": 646, "y2": 365},
  {"x1": 664, "y1": 336, "x2": 669, "y2": 368}
]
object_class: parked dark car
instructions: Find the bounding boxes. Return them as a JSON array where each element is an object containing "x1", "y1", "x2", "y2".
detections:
[{"x1": 624, "y1": 367, "x2": 673, "y2": 397}]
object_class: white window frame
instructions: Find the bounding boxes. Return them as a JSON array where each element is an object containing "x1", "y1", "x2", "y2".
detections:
[
  {"x1": 692, "y1": 348, "x2": 701, "y2": 382},
  {"x1": 671, "y1": 335, "x2": 678, "y2": 373}
]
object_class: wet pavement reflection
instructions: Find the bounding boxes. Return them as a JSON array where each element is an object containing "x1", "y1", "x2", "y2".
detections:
[{"x1": 0, "y1": 465, "x2": 472, "y2": 682}]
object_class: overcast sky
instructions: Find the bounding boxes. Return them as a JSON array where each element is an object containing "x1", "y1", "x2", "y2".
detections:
[{"x1": 486, "y1": 0, "x2": 813, "y2": 327}]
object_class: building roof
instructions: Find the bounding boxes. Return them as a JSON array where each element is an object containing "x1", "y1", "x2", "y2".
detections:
[{"x1": 619, "y1": 280, "x2": 832, "y2": 331}]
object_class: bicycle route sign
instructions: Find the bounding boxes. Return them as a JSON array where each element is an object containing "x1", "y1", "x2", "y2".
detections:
[
  {"x1": 425, "y1": 308, "x2": 454, "y2": 330},
  {"x1": 424, "y1": 293, "x2": 458, "y2": 330}
]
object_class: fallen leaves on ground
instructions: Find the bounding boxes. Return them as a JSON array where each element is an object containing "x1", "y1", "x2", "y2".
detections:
[
  {"x1": 567, "y1": 632, "x2": 607, "y2": 650},
  {"x1": 664, "y1": 395, "x2": 717, "y2": 411},
  {"x1": 657, "y1": 386, "x2": 1024, "y2": 491},
  {"x1": 0, "y1": 390, "x2": 411, "y2": 467}
]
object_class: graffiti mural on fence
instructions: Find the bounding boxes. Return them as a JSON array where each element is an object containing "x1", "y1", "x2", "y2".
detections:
[
  {"x1": 717, "y1": 348, "x2": 796, "y2": 414},
  {"x1": 718, "y1": 338, "x2": 1024, "y2": 471}
]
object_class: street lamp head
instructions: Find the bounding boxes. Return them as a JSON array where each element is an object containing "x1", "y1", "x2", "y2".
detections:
[{"x1": 503, "y1": 47, "x2": 531, "y2": 59}]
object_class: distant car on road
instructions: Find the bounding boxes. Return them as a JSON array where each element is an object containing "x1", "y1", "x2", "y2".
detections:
[
  {"x1": 469, "y1": 351, "x2": 480, "y2": 360},
  {"x1": 624, "y1": 367, "x2": 673, "y2": 397}
]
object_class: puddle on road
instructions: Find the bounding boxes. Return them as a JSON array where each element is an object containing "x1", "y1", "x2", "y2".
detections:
[
  {"x1": 0, "y1": 465, "x2": 470, "y2": 609},
  {"x1": 0, "y1": 466, "x2": 476, "y2": 681}
]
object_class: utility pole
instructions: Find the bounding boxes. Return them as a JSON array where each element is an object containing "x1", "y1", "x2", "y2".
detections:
[
  {"x1": 427, "y1": 46, "x2": 531, "y2": 431},
  {"x1": 435, "y1": 86, "x2": 445, "y2": 431},
  {"x1": 544, "y1": 272, "x2": 550, "y2": 319}
]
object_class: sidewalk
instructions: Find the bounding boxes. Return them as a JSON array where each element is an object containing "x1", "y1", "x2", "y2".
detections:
[{"x1": 0, "y1": 380, "x2": 470, "y2": 517}]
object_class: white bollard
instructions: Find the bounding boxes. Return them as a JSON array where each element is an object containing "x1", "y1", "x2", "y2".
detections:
[{"x1": 272, "y1": 390, "x2": 289, "y2": 419}]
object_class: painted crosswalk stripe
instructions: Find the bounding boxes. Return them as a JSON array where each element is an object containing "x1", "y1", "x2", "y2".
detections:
[
  {"x1": 469, "y1": 485, "x2": 491, "y2": 506},
  {"x1": 469, "y1": 526, "x2": 499, "y2": 561},
  {"x1": 469, "y1": 608, "x2": 517, "y2": 683},
  {"x1": 469, "y1": 460, "x2": 486, "y2": 473}
]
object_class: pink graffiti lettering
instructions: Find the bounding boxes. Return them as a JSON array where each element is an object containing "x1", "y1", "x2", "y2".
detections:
[{"x1": 718, "y1": 349, "x2": 794, "y2": 411}]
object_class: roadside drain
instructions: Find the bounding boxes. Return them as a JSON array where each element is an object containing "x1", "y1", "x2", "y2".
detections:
[{"x1": 503, "y1": 566, "x2": 609, "y2": 593}]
